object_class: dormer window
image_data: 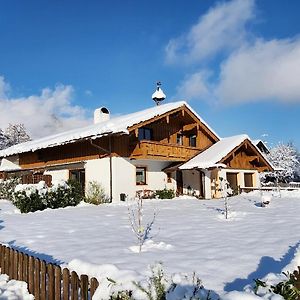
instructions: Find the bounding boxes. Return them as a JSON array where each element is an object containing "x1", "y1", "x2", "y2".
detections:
[{"x1": 138, "y1": 127, "x2": 153, "y2": 141}]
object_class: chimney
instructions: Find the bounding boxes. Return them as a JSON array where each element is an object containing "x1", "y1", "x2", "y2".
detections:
[{"x1": 94, "y1": 107, "x2": 110, "y2": 124}]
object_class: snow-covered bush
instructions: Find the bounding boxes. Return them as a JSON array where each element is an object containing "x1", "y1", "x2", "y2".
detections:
[
  {"x1": 13, "y1": 181, "x2": 48, "y2": 213},
  {"x1": 13, "y1": 180, "x2": 82, "y2": 213},
  {"x1": 0, "y1": 177, "x2": 21, "y2": 201},
  {"x1": 108, "y1": 263, "x2": 212, "y2": 300},
  {"x1": 254, "y1": 272, "x2": 300, "y2": 300},
  {"x1": 155, "y1": 189, "x2": 175, "y2": 199},
  {"x1": 67, "y1": 179, "x2": 84, "y2": 205},
  {"x1": 85, "y1": 181, "x2": 109, "y2": 205}
]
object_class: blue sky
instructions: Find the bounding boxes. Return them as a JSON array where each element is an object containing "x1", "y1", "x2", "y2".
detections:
[{"x1": 0, "y1": 0, "x2": 300, "y2": 148}]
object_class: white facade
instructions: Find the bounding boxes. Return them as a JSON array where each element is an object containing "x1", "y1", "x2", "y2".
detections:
[
  {"x1": 44, "y1": 169, "x2": 69, "y2": 182},
  {"x1": 74, "y1": 157, "x2": 175, "y2": 202}
]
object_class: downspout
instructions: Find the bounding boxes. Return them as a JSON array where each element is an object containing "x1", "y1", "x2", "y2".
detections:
[{"x1": 90, "y1": 135, "x2": 113, "y2": 202}]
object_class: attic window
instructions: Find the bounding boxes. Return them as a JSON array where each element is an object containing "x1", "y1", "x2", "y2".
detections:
[
  {"x1": 189, "y1": 135, "x2": 197, "y2": 147},
  {"x1": 138, "y1": 127, "x2": 153, "y2": 141},
  {"x1": 177, "y1": 134, "x2": 183, "y2": 146}
]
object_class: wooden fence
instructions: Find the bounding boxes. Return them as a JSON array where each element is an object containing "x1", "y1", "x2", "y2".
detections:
[{"x1": 0, "y1": 244, "x2": 99, "y2": 300}]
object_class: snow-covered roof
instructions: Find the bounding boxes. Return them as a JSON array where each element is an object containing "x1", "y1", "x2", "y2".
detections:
[
  {"x1": 0, "y1": 101, "x2": 219, "y2": 158},
  {"x1": 180, "y1": 134, "x2": 250, "y2": 170},
  {"x1": 0, "y1": 158, "x2": 21, "y2": 172}
]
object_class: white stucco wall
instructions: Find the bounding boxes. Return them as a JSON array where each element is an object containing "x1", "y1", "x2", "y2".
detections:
[
  {"x1": 112, "y1": 157, "x2": 136, "y2": 202},
  {"x1": 44, "y1": 169, "x2": 69, "y2": 182},
  {"x1": 130, "y1": 159, "x2": 173, "y2": 195},
  {"x1": 85, "y1": 158, "x2": 111, "y2": 198},
  {"x1": 85, "y1": 157, "x2": 175, "y2": 203}
]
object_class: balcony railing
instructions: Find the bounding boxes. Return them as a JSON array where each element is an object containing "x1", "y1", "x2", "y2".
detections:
[{"x1": 130, "y1": 140, "x2": 200, "y2": 161}]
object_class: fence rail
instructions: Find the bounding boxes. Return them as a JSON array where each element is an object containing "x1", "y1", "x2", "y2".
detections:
[{"x1": 0, "y1": 244, "x2": 99, "y2": 300}]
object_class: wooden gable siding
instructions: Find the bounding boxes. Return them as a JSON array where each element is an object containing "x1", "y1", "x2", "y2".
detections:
[
  {"x1": 129, "y1": 105, "x2": 218, "y2": 149},
  {"x1": 220, "y1": 140, "x2": 273, "y2": 172}
]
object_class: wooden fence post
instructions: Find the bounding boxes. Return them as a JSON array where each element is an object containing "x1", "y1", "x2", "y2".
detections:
[
  {"x1": 54, "y1": 265, "x2": 62, "y2": 300},
  {"x1": 13, "y1": 250, "x2": 18, "y2": 279},
  {"x1": 17, "y1": 252, "x2": 23, "y2": 280},
  {"x1": 47, "y1": 263, "x2": 55, "y2": 300},
  {"x1": 22, "y1": 254, "x2": 29, "y2": 283},
  {"x1": 40, "y1": 260, "x2": 46, "y2": 300},
  {"x1": 28, "y1": 256, "x2": 34, "y2": 294},
  {"x1": 71, "y1": 271, "x2": 79, "y2": 300},
  {"x1": 62, "y1": 268, "x2": 70, "y2": 300},
  {"x1": 9, "y1": 248, "x2": 14, "y2": 279},
  {"x1": 80, "y1": 275, "x2": 88, "y2": 300},
  {"x1": 34, "y1": 258, "x2": 40, "y2": 300},
  {"x1": 90, "y1": 277, "x2": 99, "y2": 299}
]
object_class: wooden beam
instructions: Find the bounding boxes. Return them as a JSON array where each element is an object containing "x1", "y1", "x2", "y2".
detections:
[{"x1": 183, "y1": 123, "x2": 197, "y2": 131}]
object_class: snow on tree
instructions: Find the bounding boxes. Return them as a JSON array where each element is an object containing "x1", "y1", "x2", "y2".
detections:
[
  {"x1": 264, "y1": 142, "x2": 300, "y2": 183},
  {"x1": 4, "y1": 124, "x2": 31, "y2": 147},
  {"x1": 0, "y1": 129, "x2": 9, "y2": 150}
]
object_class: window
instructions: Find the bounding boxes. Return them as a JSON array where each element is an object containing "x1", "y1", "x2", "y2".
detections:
[
  {"x1": 69, "y1": 169, "x2": 86, "y2": 193},
  {"x1": 176, "y1": 134, "x2": 183, "y2": 145},
  {"x1": 189, "y1": 134, "x2": 197, "y2": 147},
  {"x1": 136, "y1": 167, "x2": 146, "y2": 185},
  {"x1": 244, "y1": 173, "x2": 254, "y2": 187},
  {"x1": 138, "y1": 127, "x2": 153, "y2": 141}
]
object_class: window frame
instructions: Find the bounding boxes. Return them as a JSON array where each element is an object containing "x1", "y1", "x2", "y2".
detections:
[
  {"x1": 189, "y1": 134, "x2": 197, "y2": 147},
  {"x1": 136, "y1": 166, "x2": 147, "y2": 185},
  {"x1": 176, "y1": 133, "x2": 183, "y2": 146},
  {"x1": 138, "y1": 127, "x2": 153, "y2": 141}
]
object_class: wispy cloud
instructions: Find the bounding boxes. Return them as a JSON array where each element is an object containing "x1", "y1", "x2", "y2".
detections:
[
  {"x1": 0, "y1": 77, "x2": 91, "y2": 139},
  {"x1": 166, "y1": 0, "x2": 300, "y2": 105},
  {"x1": 217, "y1": 38, "x2": 300, "y2": 103},
  {"x1": 165, "y1": 0, "x2": 255, "y2": 65},
  {"x1": 175, "y1": 71, "x2": 212, "y2": 100}
]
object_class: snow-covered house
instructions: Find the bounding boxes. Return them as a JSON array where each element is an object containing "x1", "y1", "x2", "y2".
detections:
[{"x1": 0, "y1": 101, "x2": 273, "y2": 201}]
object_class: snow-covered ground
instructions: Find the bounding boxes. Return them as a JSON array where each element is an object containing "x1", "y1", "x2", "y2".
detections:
[{"x1": 0, "y1": 191, "x2": 300, "y2": 299}]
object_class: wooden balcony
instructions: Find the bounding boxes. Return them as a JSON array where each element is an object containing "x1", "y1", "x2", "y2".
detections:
[{"x1": 130, "y1": 140, "x2": 200, "y2": 161}]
